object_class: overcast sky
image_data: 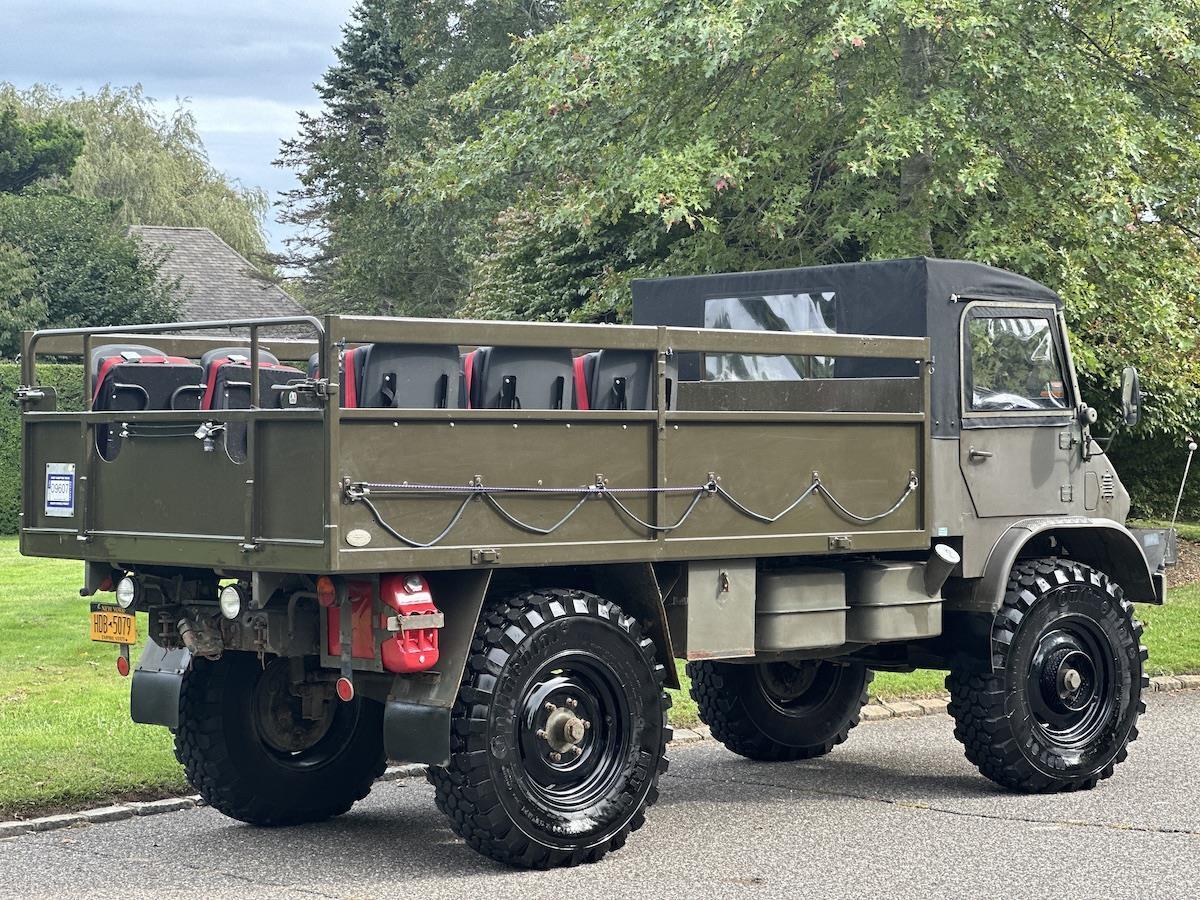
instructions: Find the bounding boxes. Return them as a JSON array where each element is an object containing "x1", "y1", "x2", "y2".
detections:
[{"x1": 5, "y1": 0, "x2": 358, "y2": 255}]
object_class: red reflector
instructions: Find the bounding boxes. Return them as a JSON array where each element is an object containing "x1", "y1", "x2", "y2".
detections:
[
  {"x1": 116, "y1": 655, "x2": 130, "y2": 677},
  {"x1": 316, "y1": 576, "x2": 336, "y2": 608},
  {"x1": 335, "y1": 676, "x2": 354, "y2": 702}
]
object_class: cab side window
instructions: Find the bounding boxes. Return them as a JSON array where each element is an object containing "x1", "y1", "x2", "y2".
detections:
[{"x1": 967, "y1": 316, "x2": 1068, "y2": 412}]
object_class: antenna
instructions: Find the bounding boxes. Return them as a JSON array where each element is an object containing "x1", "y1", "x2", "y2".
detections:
[{"x1": 1170, "y1": 436, "x2": 1198, "y2": 530}]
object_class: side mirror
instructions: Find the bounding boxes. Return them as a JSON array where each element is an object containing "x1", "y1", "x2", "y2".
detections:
[{"x1": 1121, "y1": 366, "x2": 1141, "y2": 427}]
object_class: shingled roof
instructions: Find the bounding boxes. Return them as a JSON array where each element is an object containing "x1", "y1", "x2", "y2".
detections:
[{"x1": 129, "y1": 226, "x2": 308, "y2": 325}]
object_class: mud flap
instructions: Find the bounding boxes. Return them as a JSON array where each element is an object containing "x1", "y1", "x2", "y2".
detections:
[
  {"x1": 383, "y1": 701, "x2": 451, "y2": 765},
  {"x1": 382, "y1": 569, "x2": 492, "y2": 765},
  {"x1": 130, "y1": 637, "x2": 192, "y2": 728}
]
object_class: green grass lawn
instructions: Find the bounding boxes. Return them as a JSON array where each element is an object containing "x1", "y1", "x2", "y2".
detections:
[
  {"x1": 0, "y1": 539, "x2": 188, "y2": 817},
  {"x1": 1131, "y1": 518, "x2": 1200, "y2": 543},
  {"x1": 2, "y1": 536, "x2": 1198, "y2": 816}
]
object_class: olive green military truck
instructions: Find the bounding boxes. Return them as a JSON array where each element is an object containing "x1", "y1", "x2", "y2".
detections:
[{"x1": 17, "y1": 258, "x2": 1173, "y2": 868}]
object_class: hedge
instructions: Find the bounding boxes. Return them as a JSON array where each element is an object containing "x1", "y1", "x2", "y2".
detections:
[
  {"x1": 1110, "y1": 430, "x2": 1200, "y2": 522},
  {"x1": 0, "y1": 361, "x2": 1195, "y2": 533},
  {"x1": 0, "y1": 362, "x2": 84, "y2": 534}
]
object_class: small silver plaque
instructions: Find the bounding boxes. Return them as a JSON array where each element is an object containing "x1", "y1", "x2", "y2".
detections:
[{"x1": 346, "y1": 528, "x2": 372, "y2": 547}]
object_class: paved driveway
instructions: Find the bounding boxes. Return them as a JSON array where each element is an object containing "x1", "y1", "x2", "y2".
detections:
[{"x1": 2, "y1": 690, "x2": 1197, "y2": 899}]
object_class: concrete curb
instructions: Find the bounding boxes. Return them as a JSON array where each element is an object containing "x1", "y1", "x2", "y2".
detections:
[
  {"x1": 855, "y1": 674, "x2": 1200, "y2": 723},
  {"x1": 3, "y1": 675, "x2": 1197, "y2": 839}
]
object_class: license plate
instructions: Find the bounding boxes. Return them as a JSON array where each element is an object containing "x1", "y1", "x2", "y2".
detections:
[{"x1": 90, "y1": 603, "x2": 137, "y2": 644}]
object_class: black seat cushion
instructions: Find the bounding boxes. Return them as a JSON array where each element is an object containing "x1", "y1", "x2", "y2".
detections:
[
  {"x1": 351, "y1": 343, "x2": 460, "y2": 409},
  {"x1": 200, "y1": 347, "x2": 302, "y2": 410},
  {"x1": 91, "y1": 343, "x2": 206, "y2": 460},
  {"x1": 573, "y1": 349, "x2": 677, "y2": 410},
  {"x1": 464, "y1": 346, "x2": 573, "y2": 410},
  {"x1": 91, "y1": 344, "x2": 205, "y2": 412}
]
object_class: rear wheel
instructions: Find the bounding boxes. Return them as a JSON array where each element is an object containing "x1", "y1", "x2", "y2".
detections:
[
  {"x1": 947, "y1": 558, "x2": 1148, "y2": 792},
  {"x1": 428, "y1": 589, "x2": 670, "y2": 868},
  {"x1": 688, "y1": 659, "x2": 873, "y2": 761},
  {"x1": 175, "y1": 653, "x2": 385, "y2": 825}
]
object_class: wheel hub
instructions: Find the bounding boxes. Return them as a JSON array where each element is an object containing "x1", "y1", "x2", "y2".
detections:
[
  {"x1": 757, "y1": 661, "x2": 820, "y2": 704},
  {"x1": 514, "y1": 658, "x2": 630, "y2": 811},
  {"x1": 252, "y1": 660, "x2": 337, "y2": 755},
  {"x1": 537, "y1": 700, "x2": 591, "y2": 758},
  {"x1": 1026, "y1": 619, "x2": 1113, "y2": 746}
]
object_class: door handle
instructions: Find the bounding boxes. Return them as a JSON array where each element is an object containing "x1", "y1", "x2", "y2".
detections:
[{"x1": 968, "y1": 446, "x2": 994, "y2": 462}]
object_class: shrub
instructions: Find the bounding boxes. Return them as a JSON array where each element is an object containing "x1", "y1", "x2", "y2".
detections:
[{"x1": 0, "y1": 362, "x2": 84, "y2": 533}]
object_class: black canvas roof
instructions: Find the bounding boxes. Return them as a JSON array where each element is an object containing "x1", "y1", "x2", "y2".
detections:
[{"x1": 631, "y1": 257, "x2": 1063, "y2": 438}]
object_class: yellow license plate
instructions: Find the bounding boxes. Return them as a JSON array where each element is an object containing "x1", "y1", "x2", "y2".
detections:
[{"x1": 90, "y1": 603, "x2": 137, "y2": 644}]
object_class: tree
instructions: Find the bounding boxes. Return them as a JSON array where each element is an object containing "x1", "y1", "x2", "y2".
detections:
[
  {"x1": 278, "y1": 0, "x2": 559, "y2": 315},
  {"x1": 0, "y1": 191, "x2": 179, "y2": 353},
  {"x1": 0, "y1": 106, "x2": 83, "y2": 193},
  {"x1": 1, "y1": 84, "x2": 269, "y2": 263},
  {"x1": 0, "y1": 242, "x2": 48, "y2": 356},
  {"x1": 405, "y1": 0, "x2": 1200, "y2": 434}
]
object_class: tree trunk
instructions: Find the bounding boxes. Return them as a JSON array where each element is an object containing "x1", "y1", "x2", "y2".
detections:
[{"x1": 899, "y1": 21, "x2": 935, "y2": 256}]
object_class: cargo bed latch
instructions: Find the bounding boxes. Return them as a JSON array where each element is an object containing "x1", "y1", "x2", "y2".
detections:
[
  {"x1": 471, "y1": 548, "x2": 501, "y2": 565},
  {"x1": 15, "y1": 386, "x2": 46, "y2": 405}
]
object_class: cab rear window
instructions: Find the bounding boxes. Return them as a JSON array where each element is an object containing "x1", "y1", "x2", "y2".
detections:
[{"x1": 703, "y1": 293, "x2": 837, "y2": 380}]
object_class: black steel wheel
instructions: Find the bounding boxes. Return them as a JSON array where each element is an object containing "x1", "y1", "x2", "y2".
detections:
[
  {"x1": 428, "y1": 589, "x2": 670, "y2": 869},
  {"x1": 688, "y1": 659, "x2": 873, "y2": 761},
  {"x1": 947, "y1": 558, "x2": 1148, "y2": 792},
  {"x1": 174, "y1": 653, "x2": 385, "y2": 825}
]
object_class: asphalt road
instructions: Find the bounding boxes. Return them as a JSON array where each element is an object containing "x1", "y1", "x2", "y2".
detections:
[{"x1": 2, "y1": 690, "x2": 1198, "y2": 900}]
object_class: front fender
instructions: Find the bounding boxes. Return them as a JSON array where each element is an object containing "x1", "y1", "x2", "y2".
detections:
[{"x1": 975, "y1": 517, "x2": 1157, "y2": 615}]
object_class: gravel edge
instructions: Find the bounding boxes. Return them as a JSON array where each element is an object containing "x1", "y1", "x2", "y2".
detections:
[{"x1": 3, "y1": 675, "x2": 1197, "y2": 839}]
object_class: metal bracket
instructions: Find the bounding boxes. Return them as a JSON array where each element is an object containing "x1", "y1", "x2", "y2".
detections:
[
  {"x1": 471, "y1": 548, "x2": 501, "y2": 565},
  {"x1": 14, "y1": 385, "x2": 45, "y2": 405},
  {"x1": 828, "y1": 535, "x2": 853, "y2": 551},
  {"x1": 1060, "y1": 485, "x2": 1074, "y2": 503},
  {"x1": 385, "y1": 612, "x2": 446, "y2": 632}
]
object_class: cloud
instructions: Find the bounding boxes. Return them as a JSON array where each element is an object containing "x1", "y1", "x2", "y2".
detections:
[
  {"x1": 174, "y1": 96, "x2": 318, "y2": 137},
  {"x1": 6, "y1": 0, "x2": 358, "y2": 253}
]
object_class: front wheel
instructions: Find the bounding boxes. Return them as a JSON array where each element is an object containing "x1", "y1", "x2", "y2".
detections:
[
  {"x1": 174, "y1": 653, "x2": 386, "y2": 825},
  {"x1": 428, "y1": 589, "x2": 670, "y2": 868},
  {"x1": 947, "y1": 558, "x2": 1148, "y2": 792},
  {"x1": 688, "y1": 659, "x2": 873, "y2": 761}
]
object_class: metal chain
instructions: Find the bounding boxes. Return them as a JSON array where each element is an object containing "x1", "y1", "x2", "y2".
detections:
[{"x1": 347, "y1": 470, "x2": 919, "y2": 549}]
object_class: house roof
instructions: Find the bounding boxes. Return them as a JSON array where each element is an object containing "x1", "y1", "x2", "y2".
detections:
[{"x1": 128, "y1": 226, "x2": 308, "y2": 325}]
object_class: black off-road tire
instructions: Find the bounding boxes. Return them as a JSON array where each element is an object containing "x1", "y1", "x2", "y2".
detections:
[
  {"x1": 947, "y1": 558, "x2": 1148, "y2": 793},
  {"x1": 174, "y1": 652, "x2": 386, "y2": 826},
  {"x1": 427, "y1": 589, "x2": 671, "y2": 869},
  {"x1": 687, "y1": 659, "x2": 873, "y2": 761}
]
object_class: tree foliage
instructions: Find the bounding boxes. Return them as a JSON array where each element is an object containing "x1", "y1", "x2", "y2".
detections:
[
  {"x1": 400, "y1": 0, "x2": 1200, "y2": 434},
  {"x1": 1, "y1": 84, "x2": 269, "y2": 263},
  {"x1": 0, "y1": 192, "x2": 179, "y2": 354},
  {"x1": 279, "y1": 0, "x2": 559, "y2": 315},
  {"x1": 0, "y1": 106, "x2": 83, "y2": 193}
]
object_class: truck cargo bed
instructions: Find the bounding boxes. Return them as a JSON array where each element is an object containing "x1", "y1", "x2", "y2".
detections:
[{"x1": 19, "y1": 316, "x2": 932, "y2": 574}]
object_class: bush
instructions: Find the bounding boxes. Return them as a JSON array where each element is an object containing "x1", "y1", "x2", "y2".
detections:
[
  {"x1": 0, "y1": 361, "x2": 84, "y2": 534},
  {"x1": 1110, "y1": 430, "x2": 1200, "y2": 522}
]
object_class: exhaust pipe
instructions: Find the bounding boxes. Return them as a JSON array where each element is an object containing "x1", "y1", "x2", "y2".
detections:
[{"x1": 924, "y1": 544, "x2": 961, "y2": 597}]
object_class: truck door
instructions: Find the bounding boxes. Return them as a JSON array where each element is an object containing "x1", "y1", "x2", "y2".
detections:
[{"x1": 958, "y1": 302, "x2": 1082, "y2": 518}]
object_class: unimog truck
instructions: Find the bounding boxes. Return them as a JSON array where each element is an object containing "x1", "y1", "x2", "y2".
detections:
[{"x1": 17, "y1": 257, "x2": 1173, "y2": 868}]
